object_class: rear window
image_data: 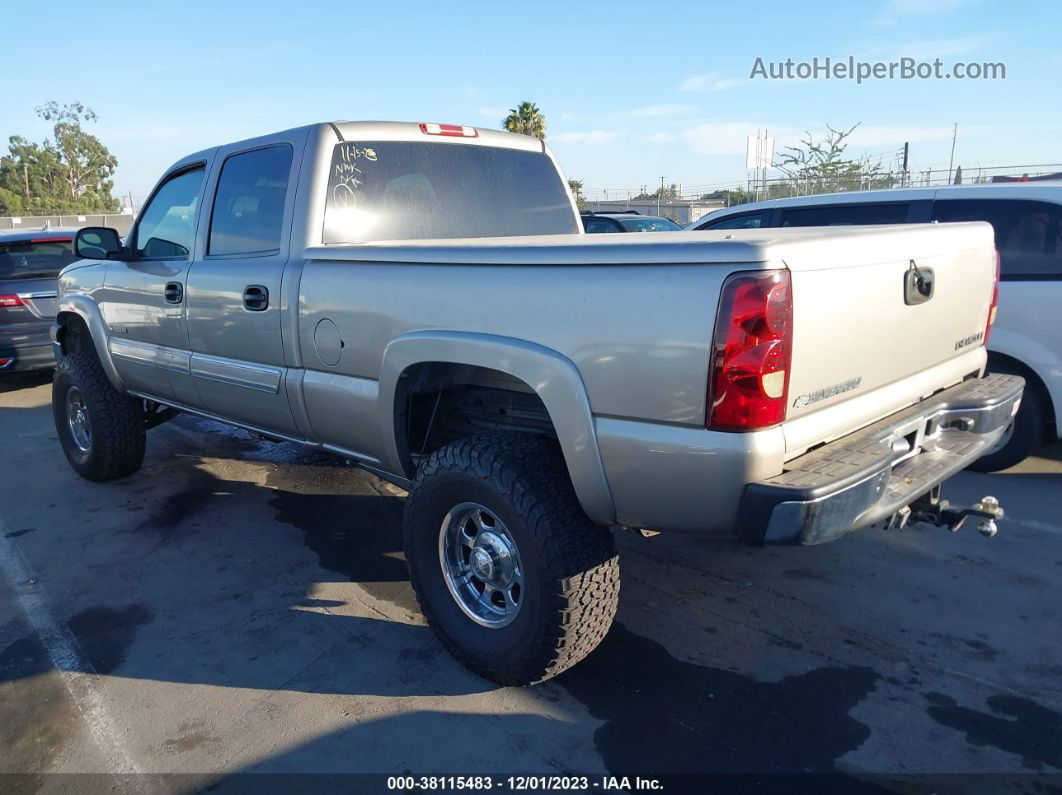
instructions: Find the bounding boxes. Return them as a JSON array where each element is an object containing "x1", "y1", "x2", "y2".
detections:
[
  {"x1": 619, "y1": 217, "x2": 681, "y2": 232},
  {"x1": 323, "y1": 142, "x2": 578, "y2": 243},
  {"x1": 780, "y1": 202, "x2": 909, "y2": 227},
  {"x1": 0, "y1": 238, "x2": 75, "y2": 280}
]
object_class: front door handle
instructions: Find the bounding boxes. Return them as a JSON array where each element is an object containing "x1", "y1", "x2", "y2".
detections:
[
  {"x1": 243, "y1": 285, "x2": 269, "y2": 312},
  {"x1": 164, "y1": 281, "x2": 183, "y2": 304}
]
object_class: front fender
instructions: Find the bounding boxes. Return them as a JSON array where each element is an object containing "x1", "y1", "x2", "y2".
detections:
[
  {"x1": 378, "y1": 331, "x2": 616, "y2": 526},
  {"x1": 56, "y1": 294, "x2": 125, "y2": 392}
]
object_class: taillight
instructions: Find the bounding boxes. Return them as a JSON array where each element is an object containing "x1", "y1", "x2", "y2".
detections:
[
  {"x1": 707, "y1": 270, "x2": 793, "y2": 430},
  {"x1": 419, "y1": 122, "x2": 478, "y2": 138},
  {"x1": 0, "y1": 294, "x2": 24, "y2": 308},
  {"x1": 984, "y1": 250, "x2": 1000, "y2": 346}
]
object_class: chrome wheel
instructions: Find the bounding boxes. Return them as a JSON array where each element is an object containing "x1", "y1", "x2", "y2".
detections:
[
  {"x1": 65, "y1": 386, "x2": 92, "y2": 453},
  {"x1": 439, "y1": 502, "x2": 524, "y2": 628}
]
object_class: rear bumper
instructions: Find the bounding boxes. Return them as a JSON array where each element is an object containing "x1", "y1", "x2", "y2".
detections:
[
  {"x1": 738, "y1": 373, "x2": 1025, "y2": 545},
  {"x1": 0, "y1": 339, "x2": 55, "y2": 372}
]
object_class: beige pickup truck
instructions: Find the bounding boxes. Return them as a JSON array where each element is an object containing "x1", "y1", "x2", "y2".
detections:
[{"x1": 50, "y1": 121, "x2": 1021, "y2": 684}]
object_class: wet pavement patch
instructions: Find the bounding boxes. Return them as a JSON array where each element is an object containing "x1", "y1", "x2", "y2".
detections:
[
  {"x1": 557, "y1": 623, "x2": 880, "y2": 774},
  {"x1": 925, "y1": 691, "x2": 1062, "y2": 771},
  {"x1": 267, "y1": 460, "x2": 418, "y2": 615},
  {"x1": 66, "y1": 603, "x2": 153, "y2": 675},
  {"x1": 0, "y1": 634, "x2": 82, "y2": 783}
]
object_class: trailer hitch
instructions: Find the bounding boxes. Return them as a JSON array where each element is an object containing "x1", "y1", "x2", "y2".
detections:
[{"x1": 900, "y1": 487, "x2": 1003, "y2": 537}]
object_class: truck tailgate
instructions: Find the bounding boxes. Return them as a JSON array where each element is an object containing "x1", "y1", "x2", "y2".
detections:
[{"x1": 779, "y1": 222, "x2": 997, "y2": 456}]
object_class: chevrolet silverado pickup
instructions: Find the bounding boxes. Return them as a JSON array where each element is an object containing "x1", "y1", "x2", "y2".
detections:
[{"x1": 50, "y1": 121, "x2": 1022, "y2": 684}]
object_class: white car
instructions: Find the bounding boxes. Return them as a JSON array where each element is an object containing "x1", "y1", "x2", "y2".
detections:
[{"x1": 690, "y1": 183, "x2": 1062, "y2": 471}]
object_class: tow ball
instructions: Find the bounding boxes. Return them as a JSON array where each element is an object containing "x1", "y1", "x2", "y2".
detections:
[{"x1": 903, "y1": 487, "x2": 1004, "y2": 537}]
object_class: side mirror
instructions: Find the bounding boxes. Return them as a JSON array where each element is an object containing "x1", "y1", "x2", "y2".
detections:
[{"x1": 75, "y1": 227, "x2": 123, "y2": 260}]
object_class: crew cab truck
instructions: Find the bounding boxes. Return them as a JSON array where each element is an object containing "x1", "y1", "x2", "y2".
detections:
[{"x1": 51, "y1": 121, "x2": 1022, "y2": 685}]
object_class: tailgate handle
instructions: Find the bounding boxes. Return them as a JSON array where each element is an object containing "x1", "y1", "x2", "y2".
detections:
[{"x1": 904, "y1": 261, "x2": 934, "y2": 306}]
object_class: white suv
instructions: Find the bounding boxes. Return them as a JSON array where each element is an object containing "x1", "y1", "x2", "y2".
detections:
[{"x1": 691, "y1": 183, "x2": 1062, "y2": 471}]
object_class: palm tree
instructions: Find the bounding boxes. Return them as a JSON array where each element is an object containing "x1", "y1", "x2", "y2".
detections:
[{"x1": 503, "y1": 101, "x2": 546, "y2": 139}]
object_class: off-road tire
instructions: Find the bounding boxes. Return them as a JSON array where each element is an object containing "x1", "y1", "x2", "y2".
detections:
[
  {"x1": 52, "y1": 351, "x2": 145, "y2": 481},
  {"x1": 967, "y1": 364, "x2": 1045, "y2": 473},
  {"x1": 404, "y1": 432, "x2": 619, "y2": 685}
]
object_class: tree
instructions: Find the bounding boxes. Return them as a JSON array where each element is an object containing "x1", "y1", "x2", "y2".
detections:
[
  {"x1": 0, "y1": 101, "x2": 120, "y2": 215},
  {"x1": 503, "y1": 101, "x2": 546, "y2": 139},
  {"x1": 773, "y1": 123, "x2": 893, "y2": 196},
  {"x1": 632, "y1": 183, "x2": 680, "y2": 201},
  {"x1": 567, "y1": 178, "x2": 586, "y2": 208},
  {"x1": 953, "y1": 165, "x2": 963, "y2": 185}
]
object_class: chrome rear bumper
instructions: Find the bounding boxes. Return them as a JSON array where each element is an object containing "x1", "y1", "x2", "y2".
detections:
[{"x1": 738, "y1": 374, "x2": 1025, "y2": 545}]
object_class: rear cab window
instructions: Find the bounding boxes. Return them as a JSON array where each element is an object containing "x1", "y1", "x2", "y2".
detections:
[
  {"x1": 0, "y1": 237, "x2": 76, "y2": 280},
  {"x1": 323, "y1": 141, "x2": 578, "y2": 243},
  {"x1": 931, "y1": 198, "x2": 1061, "y2": 279}
]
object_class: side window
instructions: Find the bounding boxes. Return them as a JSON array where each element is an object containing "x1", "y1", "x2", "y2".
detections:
[
  {"x1": 931, "y1": 199, "x2": 1062, "y2": 278},
  {"x1": 780, "y1": 202, "x2": 909, "y2": 227},
  {"x1": 698, "y1": 211, "x2": 768, "y2": 230},
  {"x1": 583, "y1": 218, "x2": 621, "y2": 233},
  {"x1": 209, "y1": 146, "x2": 293, "y2": 256},
  {"x1": 134, "y1": 167, "x2": 205, "y2": 259}
]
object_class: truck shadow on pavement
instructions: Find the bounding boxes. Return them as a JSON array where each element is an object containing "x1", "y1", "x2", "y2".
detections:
[{"x1": 7, "y1": 413, "x2": 1060, "y2": 778}]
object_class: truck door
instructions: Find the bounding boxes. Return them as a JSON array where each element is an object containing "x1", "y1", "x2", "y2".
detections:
[
  {"x1": 98, "y1": 163, "x2": 207, "y2": 404},
  {"x1": 184, "y1": 137, "x2": 301, "y2": 435}
]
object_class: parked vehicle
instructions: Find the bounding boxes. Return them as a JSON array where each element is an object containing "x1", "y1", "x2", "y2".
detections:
[
  {"x1": 0, "y1": 227, "x2": 77, "y2": 373},
  {"x1": 581, "y1": 211, "x2": 682, "y2": 233},
  {"x1": 690, "y1": 184, "x2": 1062, "y2": 471},
  {"x1": 51, "y1": 121, "x2": 1019, "y2": 684}
]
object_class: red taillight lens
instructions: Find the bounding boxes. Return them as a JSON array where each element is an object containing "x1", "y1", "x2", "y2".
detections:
[
  {"x1": 0, "y1": 294, "x2": 24, "y2": 308},
  {"x1": 707, "y1": 270, "x2": 793, "y2": 430},
  {"x1": 984, "y1": 250, "x2": 1000, "y2": 346}
]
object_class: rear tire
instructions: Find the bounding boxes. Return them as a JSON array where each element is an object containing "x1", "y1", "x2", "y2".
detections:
[
  {"x1": 967, "y1": 366, "x2": 1045, "y2": 473},
  {"x1": 404, "y1": 432, "x2": 619, "y2": 685},
  {"x1": 52, "y1": 351, "x2": 145, "y2": 481}
]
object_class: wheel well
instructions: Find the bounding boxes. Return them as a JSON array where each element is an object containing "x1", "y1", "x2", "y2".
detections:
[
  {"x1": 394, "y1": 362, "x2": 557, "y2": 475},
  {"x1": 56, "y1": 312, "x2": 92, "y2": 357},
  {"x1": 988, "y1": 351, "x2": 1055, "y2": 429}
]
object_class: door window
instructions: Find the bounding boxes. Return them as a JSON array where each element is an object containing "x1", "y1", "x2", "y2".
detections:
[
  {"x1": 697, "y1": 211, "x2": 768, "y2": 230},
  {"x1": 780, "y1": 202, "x2": 910, "y2": 227},
  {"x1": 134, "y1": 167, "x2": 205, "y2": 259},
  {"x1": 931, "y1": 198, "x2": 1062, "y2": 278},
  {"x1": 208, "y1": 146, "x2": 293, "y2": 256}
]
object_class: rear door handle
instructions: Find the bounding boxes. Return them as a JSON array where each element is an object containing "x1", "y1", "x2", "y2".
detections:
[
  {"x1": 164, "y1": 282, "x2": 183, "y2": 304},
  {"x1": 243, "y1": 285, "x2": 269, "y2": 311}
]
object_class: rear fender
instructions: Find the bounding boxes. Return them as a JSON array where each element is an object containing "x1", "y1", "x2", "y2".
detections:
[{"x1": 378, "y1": 331, "x2": 616, "y2": 526}]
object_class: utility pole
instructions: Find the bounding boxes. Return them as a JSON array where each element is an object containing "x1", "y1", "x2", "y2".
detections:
[
  {"x1": 23, "y1": 164, "x2": 31, "y2": 203},
  {"x1": 902, "y1": 142, "x2": 909, "y2": 187},
  {"x1": 658, "y1": 176, "x2": 666, "y2": 216},
  {"x1": 947, "y1": 123, "x2": 958, "y2": 185}
]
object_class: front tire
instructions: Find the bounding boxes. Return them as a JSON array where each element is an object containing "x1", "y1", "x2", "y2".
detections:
[
  {"x1": 52, "y1": 351, "x2": 146, "y2": 481},
  {"x1": 404, "y1": 433, "x2": 619, "y2": 685}
]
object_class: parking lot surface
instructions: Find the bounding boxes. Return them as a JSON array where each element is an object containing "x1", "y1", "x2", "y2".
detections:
[{"x1": 1, "y1": 371, "x2": 1060, "y2": 790}]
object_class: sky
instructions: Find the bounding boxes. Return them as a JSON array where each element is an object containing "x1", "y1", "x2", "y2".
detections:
[{"x1": 3, "y1": 0, "x2": 1059, "y2": 204}]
